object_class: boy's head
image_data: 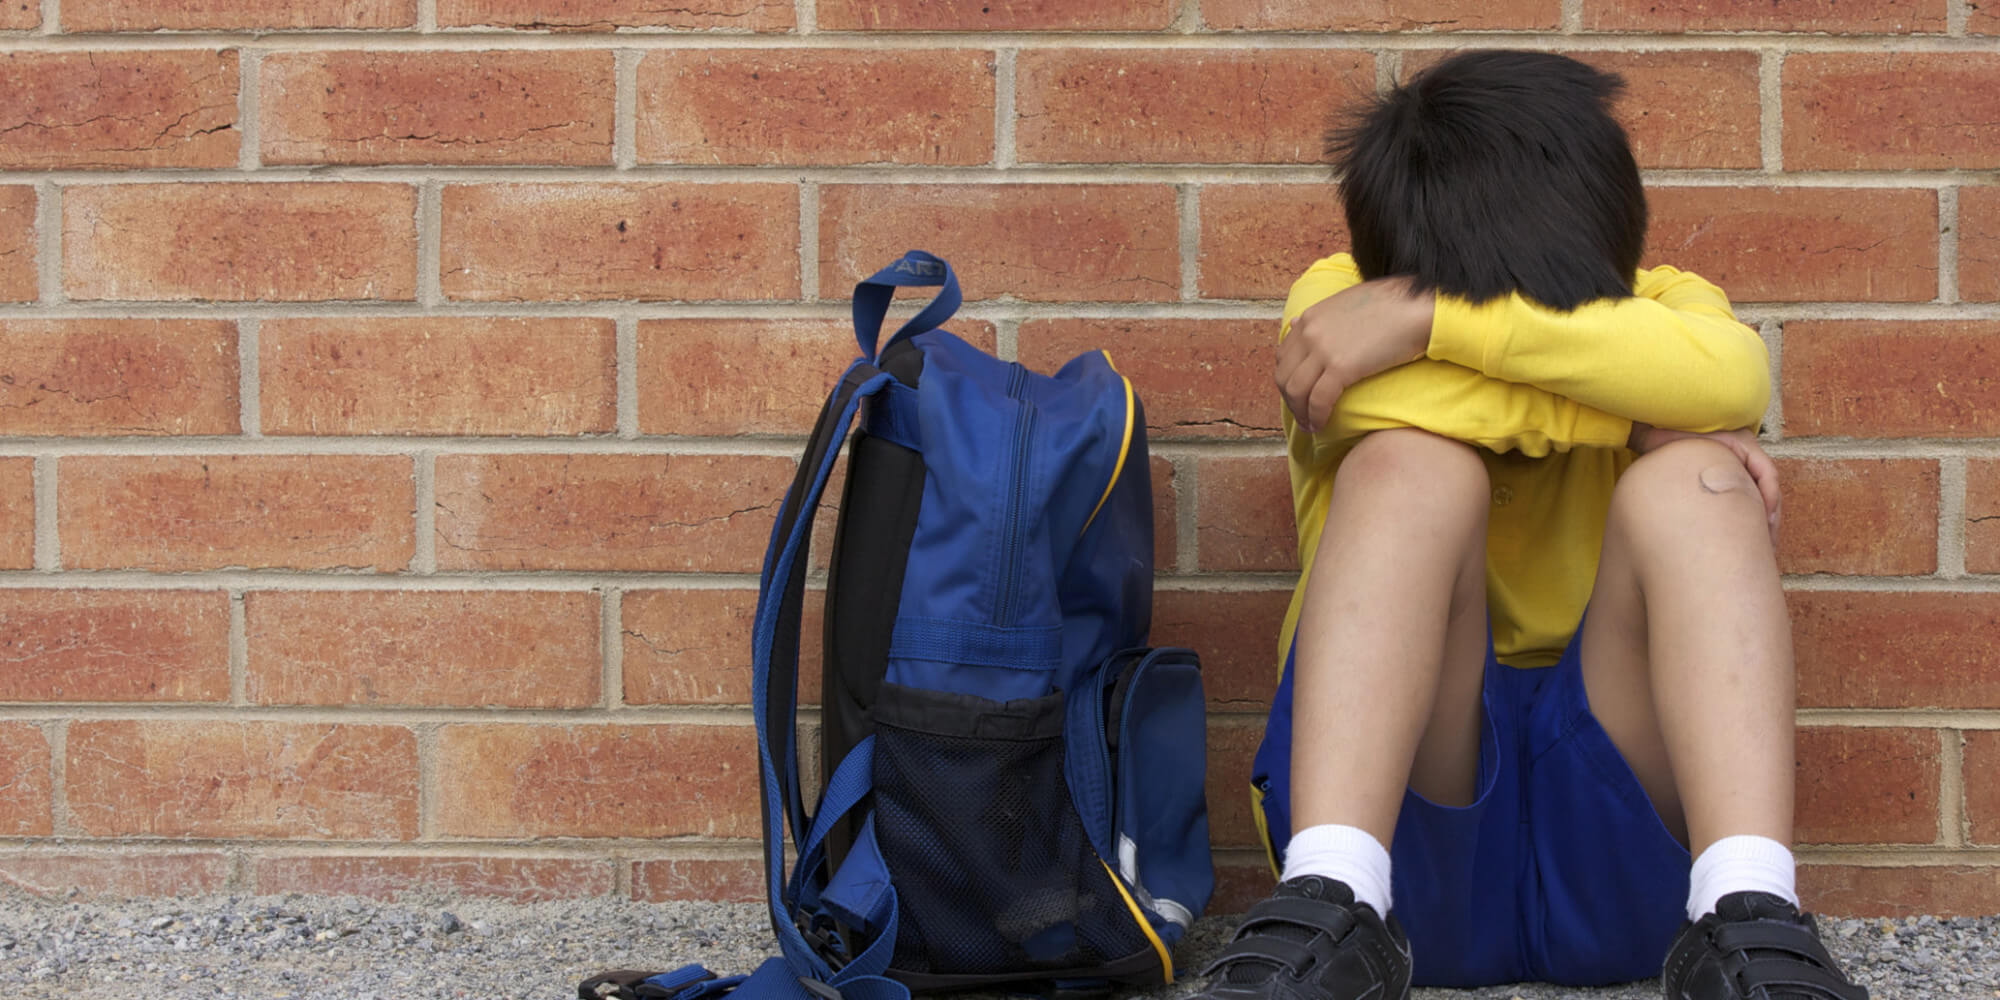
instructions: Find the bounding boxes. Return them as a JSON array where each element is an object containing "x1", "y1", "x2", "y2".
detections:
[{"x1": 1330, "y1": 50, "x2": 1646, "y2": 311}]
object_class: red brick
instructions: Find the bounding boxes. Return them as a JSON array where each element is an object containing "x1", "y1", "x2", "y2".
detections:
[
  {"x1": 1962, "y1": 186, "x2": 2000, "y2": 302},
  {"x1": 1016, "y1": 50, "x2": 1371, "y2": 165},
  {"x1": 1206, "y1": 0, "x2": 1552, "y2": 28},
  {"x1": 623, "y1": 588, "x2": 827, "y2": 706},
  {"x1": 254, "y1": 856, "x2": 615, "y2": 901},
  {"x1": 0, "y1": 320, "x2": 239, "y2": 437},
  {"x1": 0, "y1": 52, "x2": 237, "y2": 170},
  {"x1": 0, "y1": 458, "x2": 30, "y2": 570},
  {"x1": 1969, "y1": 460, "x2": 2000, "y2": 575},
  {"x1": 434, "y1": 453, "x2": 789, "y2": 573},
  {"x1": 67, "y1": 721, "x2": 418, "y2": 840},
  {"x1": 261, "y1": 317, "x2": 615, "y2": 436},
  {"x1": 441, "y1": 183, "x2": 796, "y2": 302},
  {"x1": 60, "y1": 455, "x2": 414, "y2": 572},
  {"x1": 638, "y1": 50, "x2": 993, "y2": 166},
  {"x1": 637, "y1": 319, "x2": 990, "y2": 436},
  {"x1": 438, "y1": 0, "x2": 792, "y2": 29},
  {"x1": 818, "y1": 0, "x2": 1172, "y2": 29},
  {"x1": 1976, "y1": 0, "x2": 1999, "y2": 33},
  {"x1": 633, "y1": 857, "x2": 763, "y2": 902},
  {"x1": 1790, "y1": 591, "x2": 2000, "y2": 709},
  {"x1": 820, "y1": 185, "x2": 1178, "y2": 303},
  {"x1": 1967, "y1": 731, "x2": 2000, "y2": 844},
  {"x1": 1774, "y1": 459, "x2": 1937, "y2": 576},
  {"x1": 0, "y1": 723, "x2": 50, "y2": 836},
  {"x1": 1197, "y1": 456, "x2": 1296, "y2": 573},
  {"x1": 1197, "y1": 184, "x2": 1347, "y2": 300},
  {"x1": 1205, "y1": 721, "x2": 1267, "y2": 850},
  {"x1": 1782, "y1": 321, "x2": 2000, "y2": 439},
  {"x1": 437, "y1": 723, "x2": 758, "y2": 838},
  {"x1": 0, "y1": 186, "x2": 33, "y2": 302},
  {"x1": 261, "y1": 51, "x2": 612, "y2": 167},
  {"x1": 1154, "y1": 588, "x2": 1290, "y2": 710},
  {"x1": 1799, "y1": 865, "x2": 2000, "y2": 918},
  {"x1": 1212, "y1": 854, "x2": 1278, "y2": 914},
  {"x1": 0, "y1": 590, "x2": 230, "y2": 702},
  {"x1": 64, "y1": 183, "x2": 416, "y2": 302},
  {"x1": 63, "y1": 0, "x2": 414, "y2": 29},
  {"x1": 1152, "y1": 455, "x2": 1177, "y2": 573},
  {"x1": 1020, "y1": 319, "x2": 1279, "y2": 443},
  {"x1": 1784, "y1": 54, "x2": 2000, "y2": 170},
  {"x1": 1586, "y1": 0, "x2": 1944, "y2": 32},
  {"x1": 1794, "y1": 727, "x2": 1939, "y2": 845},
  {"x1": 246, "y1": 591, "x2": 600, "y2": 708},
  {"x1": 0, "y1": 853, "x2": 228, "y2": 899},
  {"x1": 0, "y1": 0, "x2": 35, "y2": 27},
  {"x1": 1646, "y1": 187, "x2": 1936, "y2": 303}
]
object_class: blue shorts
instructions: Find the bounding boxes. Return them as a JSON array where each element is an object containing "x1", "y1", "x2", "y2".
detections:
[{"x1": 1252, "y1": 619, "x2": 1693, "y2": 987}]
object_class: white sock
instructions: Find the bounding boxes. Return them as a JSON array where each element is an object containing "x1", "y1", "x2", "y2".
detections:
[
  {"x1": 1281, "y1": 823, "x2": 1394, "y2": 917},
  {"x1": 1686, "y1": 834, "x2": 1798, "y2": 921}
]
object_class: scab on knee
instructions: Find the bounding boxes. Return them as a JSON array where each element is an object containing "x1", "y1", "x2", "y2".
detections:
[{"x1": 1697, "y1": 461, "x2": 1758, "y2": 498}]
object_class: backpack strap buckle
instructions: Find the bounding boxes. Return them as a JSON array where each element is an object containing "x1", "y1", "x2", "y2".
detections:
[{"x1": 797, "y1": 977, "x2": 844, "y2": 1000}]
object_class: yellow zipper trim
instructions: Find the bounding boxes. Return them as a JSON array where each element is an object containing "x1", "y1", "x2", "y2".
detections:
[
  {"x1": 1081, "y1": 351, "x2": 1137, "y2": 537},
  {"x1": 1098, "y1": 857, "x2": 1174, "y2": 984}
]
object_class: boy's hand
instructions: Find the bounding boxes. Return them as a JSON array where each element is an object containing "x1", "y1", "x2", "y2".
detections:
[
  {"x1": 1628, "y1": 424, "x2": 1782, "y2": 547},
  {"x1": 1277, "y1": 276, "x2": 1435, "y2": 434}
]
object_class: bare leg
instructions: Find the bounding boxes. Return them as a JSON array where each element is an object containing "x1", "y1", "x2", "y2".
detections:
[
  {"x1": 1578, "y1": 438, "x2": 1794, "y2": 856},
  {"x1": 1290, "y1": 428, "x2": 1493, "y2": 846}
]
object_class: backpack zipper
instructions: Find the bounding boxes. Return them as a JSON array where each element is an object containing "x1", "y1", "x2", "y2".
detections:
[{"x1": 994, "y1": 363, "x2": 1033, "y2": 625}]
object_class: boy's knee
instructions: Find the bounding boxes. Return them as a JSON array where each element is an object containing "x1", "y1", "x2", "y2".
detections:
[
  {"x1": 1612, "y1": 439, "x2": 1763, "y2": 529},
  {"x1": 1340, "y1": 429, "x2": 1490, "y2": 503}
]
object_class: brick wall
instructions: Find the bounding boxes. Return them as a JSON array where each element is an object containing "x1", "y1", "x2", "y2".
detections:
[{"x1": 0, "y1": 0, "x2": 1995, "y2": 916}]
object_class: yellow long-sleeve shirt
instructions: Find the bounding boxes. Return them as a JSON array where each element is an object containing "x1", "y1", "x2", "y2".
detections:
[{"x1": 1278, "y1": 254, "x2": 1770, "y2": 668}]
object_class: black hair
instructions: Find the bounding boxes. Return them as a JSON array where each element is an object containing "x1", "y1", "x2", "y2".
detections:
[{"x1": 1329, "y1": 50, "x2": 1647, "y2": 311}]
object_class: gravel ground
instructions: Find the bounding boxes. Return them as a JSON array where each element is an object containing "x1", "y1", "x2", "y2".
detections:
[{"x1": 0, "y1": 893, "x2": 1990, "y2": 999}]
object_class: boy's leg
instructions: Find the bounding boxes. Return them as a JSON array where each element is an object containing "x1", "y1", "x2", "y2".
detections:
[
  {"x1": 1575, "y1": 437, "x2": 1866, "y2": 998},
  {"x1": 1194, "y1": 429, "x2": 1488, "y2": 1000},
  {"x1": 1292, "y1": 427, "x2": 1493, "y2": 842}
]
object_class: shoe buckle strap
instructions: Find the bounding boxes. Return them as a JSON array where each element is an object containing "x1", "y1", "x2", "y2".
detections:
[
  {"x1": 1711, "y1": 922, "x2": 1835, "y2": 963},
  {"x1": 1200, "y1": 935, "x2": 1317, "y2": 980},
  {"x1": 1242, "y1": 896, "x2": 1360, "y2": 939},
  {"x1": 1734, "y1": 957, "x2": 1869, "y2": 1000}
]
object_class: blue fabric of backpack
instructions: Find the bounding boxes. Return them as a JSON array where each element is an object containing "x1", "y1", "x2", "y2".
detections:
[{"x1": 582, "y1": 251, "x2": 1213, "y2": 1000}]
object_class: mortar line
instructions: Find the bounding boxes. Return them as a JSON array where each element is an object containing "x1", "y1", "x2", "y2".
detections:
[
  {"x1": 37, "y1": 0, "x2": 54, "y2": 34},
  {"x1": 994, "y1": 49, "x2": 1017, "y2": 170},
  {"x1": 229, "y1": 590, "x2": 249, "y2": 705},
  {"x1": 1948, "y1": 0, "x2": 1970, "y2": 34},
  {"x1": 1940, "y1": 185, "x2": 1961, "y2": 304},
  {"x1": 602, "y1": 586, "x2": 624, "y2": 712},
  {"x1": 238, "y1": 317, "x2": 261, "y2": 436},
  {"x1": 32, "y1": 456, "x2": 57, "y2": 571},
  {"x1": 1940, "y1": 455, "x2": 1969, "y2": 578},
  {"x1": 413, "y1": 451, "x2": 438, "y2": 574},
  {"x1": 1178, "y1": 184, "x2": 1200, "y2": 302},
  {"x1": 1377, "y1": 47, "x2": 1400, "y2": 91},
  {"x1": 1175, "y1": 0, "x2": 1201, "y2": 31},
  {"x1": 418, "y1": 0, "x2": 438, "y2": 32},
  {"x1": 797, "y1": 0, "x2": 815, "y2": 33},
  {"x1": 1759, "y1": 319, "x2": 1782, "y2": 440},
  {"x1": 1758, "y1": 49, "x2": 1784, "y2": 173},
  {"x1": 1561, "y1": 0, "x2": 1583, "y2": 33},
  {"x1": 614, "y1": 48, "x2": 640, "y2": 171},
  {"x1": 415, "y1": 721, "x2": 441, "y2": 841},
  {"x1": 616, "y1": 316, "x2": 640, "y2": 438},
  {"x1": 799, "y1": 183, "x2": 820, "y2": 302},
  {"x1": 416, "y1": 181, "x2": 442, "y2": 307},
  {"x1": 995, "y1": 317, "x2": 1020, "y2": 363},
  {"x1": 34, "y1": 180, "x2": 59, "y2": 304},
  {"x1": 46, "y1": 719, "x2": 68, "y2": 837},
  {"x1": 1177, "y1": 456, "x2": 1199, "y2": 577},
  {"x1": 237, "y1": 48, "x2": 262, "y2": 171},
  {"x1": 1941, "y1": 728, "x2": 1967, "y2": 847}
]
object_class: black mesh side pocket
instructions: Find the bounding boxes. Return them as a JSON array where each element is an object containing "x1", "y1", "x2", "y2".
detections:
[{"x1": 870, "y1": 682, "x2": 1152, "y2": 978}]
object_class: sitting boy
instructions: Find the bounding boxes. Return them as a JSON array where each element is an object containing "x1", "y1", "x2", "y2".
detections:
[{"x1": 1192, "y1": 51, "x2": 1870, "y2": 1000}]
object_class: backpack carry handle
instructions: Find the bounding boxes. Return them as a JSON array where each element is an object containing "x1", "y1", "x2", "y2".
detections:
[{"x1": 852, "y1": 250, "x2": 961, "y2": 361}]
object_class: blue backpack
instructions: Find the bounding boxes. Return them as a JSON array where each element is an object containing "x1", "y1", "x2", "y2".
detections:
[{"x1": 582, "y1": 252, "x2": 1213, "y2": 1000}]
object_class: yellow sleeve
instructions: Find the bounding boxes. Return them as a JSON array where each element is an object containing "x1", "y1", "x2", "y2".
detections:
[
  {"x1": 1425, "y1": 265, "x2": 1771, "y2": 433},
  {"x1": 1282, "y1": 255, "x2": 1631, "y2": 458}
]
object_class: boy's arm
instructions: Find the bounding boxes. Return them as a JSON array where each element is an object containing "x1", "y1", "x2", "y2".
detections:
[
  {"x1": 1282, "y1": 257, "x2": 1630, "y2": 456},
  {"x1": 1423, "y1": 264, "x2": 1771, "y2": 433}
]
